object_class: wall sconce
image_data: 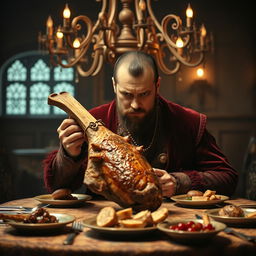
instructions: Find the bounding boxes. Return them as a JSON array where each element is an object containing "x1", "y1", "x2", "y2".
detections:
[{"x1": 189, "y1": 67, "x2": 215, "y2": 111}]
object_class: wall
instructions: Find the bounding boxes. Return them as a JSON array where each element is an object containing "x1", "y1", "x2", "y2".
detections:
[{"x1": 0, "y1": 0, "x2": 255, "y2": 200}]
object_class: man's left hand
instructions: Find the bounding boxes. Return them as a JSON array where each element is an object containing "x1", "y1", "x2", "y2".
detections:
[{"x1": 153, "y1": 168, "x2": 176, "y2": 197}]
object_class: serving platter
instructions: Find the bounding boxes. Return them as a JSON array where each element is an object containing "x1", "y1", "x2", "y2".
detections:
[
  {"x1": 82, "y1": 216, "x2": 157, "y2": 235},
  {"x1": 34, "y1": 194, "x2": 92, "y2": 206},
  {"x1": 157, "y1": 218, "x2": 226, "y2": 242},
  {"x1": 205, "y1": 207, "x2": 256, "y2": 226},
  {"x1": 6, "y1": 213, "x2": 75, "y2": 231},
  {"x1": 171, "y1": 194, "x2": 229, "y2": 206}
]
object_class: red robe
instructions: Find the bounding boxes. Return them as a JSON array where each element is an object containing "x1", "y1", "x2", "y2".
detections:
[{"x1": 43, "y1": 96, "x2": 238, "y2": 196}]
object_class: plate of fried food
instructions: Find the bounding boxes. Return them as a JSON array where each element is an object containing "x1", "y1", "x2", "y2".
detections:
[
  {"x1": 34, "y1": 188, "x2": 92, "y2": 206},
  {"x1": 171, "y1": 190, "x2": 229, "y2": 206},
  {"x1": 0, "y1": 208, "x2": 75, "y2": 231},
  {"x1": 82, "y1": 206, "x2": 169, "y2": 235},
  {"x1": 205, "y1": 204, "x2": 256, "y2": 226},
  {"x1": 157, "y1": 213, "x2": 226, "y2": 243}
]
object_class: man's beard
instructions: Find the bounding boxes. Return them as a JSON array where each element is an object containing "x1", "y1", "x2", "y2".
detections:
[{"x1": 117, "y1": 101, "x2": 158, "y2": 144}]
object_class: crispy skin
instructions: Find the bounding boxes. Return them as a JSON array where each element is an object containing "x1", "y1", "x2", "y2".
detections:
[{"x1": 85, "y1": 135, "x2": 162, "y2": 211}]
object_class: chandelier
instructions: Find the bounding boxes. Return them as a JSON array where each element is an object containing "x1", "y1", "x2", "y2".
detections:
[{"x1": 38, "y1": 0, "x2": 212, "y2": 77}]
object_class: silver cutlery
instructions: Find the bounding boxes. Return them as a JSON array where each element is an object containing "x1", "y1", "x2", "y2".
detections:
[
  {"x1": 0, "y1": 204, "x2": 50, "y2": 213},
  {"x1": 63, "y1": 221, "x2": 83, "y2": 245}
]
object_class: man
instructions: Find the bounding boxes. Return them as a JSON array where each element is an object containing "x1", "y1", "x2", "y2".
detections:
[{"x1": 43, "y1": 51, "x2": 238, "y2": 197}]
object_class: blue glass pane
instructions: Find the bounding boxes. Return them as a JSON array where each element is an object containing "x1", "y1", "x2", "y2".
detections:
[
  {"x1": 6, "y1": 83, "x2": 27, "y2": 114},
  {"x1": 7, "y1": 60, "x2": 27, "y2": 81},
  {"x1": 54, "y1": 61, "x2": 74, "y2": 81},
  {"x1": 53, "y1": 82, "x2": 74, "y2": 114},
  {"x1": 30, "y1": 83, "x2": 50, "y2": 114},
  {"x1": 30, "y1": 59, "x2": 50, "y2": 81}
]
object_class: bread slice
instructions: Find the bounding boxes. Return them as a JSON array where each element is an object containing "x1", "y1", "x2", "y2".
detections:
[
  {"x1": 119, "y1": 219, "x2": 146, "y2": 228},
  {"x1": 116, "y1": 208, "x2": 133, "y2": 220},
  {"x1": 192, "y1": 196, "x2": 209, "y2": 201},
  {"x1": 151, "y1": 207, "x2": 168, "y2": 224},
  {"x1": 96, "y1": 206, "x2": 117, "y2": 227},
  {"x1": 132, "y1": 210, "x2": 153, "y2": 226}
]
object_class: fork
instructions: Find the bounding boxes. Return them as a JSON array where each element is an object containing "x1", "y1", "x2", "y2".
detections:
[{"x1": 63, "y1": 221, "x2": 83, "y2": 245}]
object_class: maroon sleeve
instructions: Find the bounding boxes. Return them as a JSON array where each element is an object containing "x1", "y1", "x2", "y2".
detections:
[{"x1": 172, "y1": 130, "x2": 238, "y2": 196}]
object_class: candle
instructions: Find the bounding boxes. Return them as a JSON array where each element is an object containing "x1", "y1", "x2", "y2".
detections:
[
  {"x1": 186, "y1": 3, "x2": 193, "y2": 28},
  {"x1": 63, "y1": 4, "x2": 71, "y2": 28},
  {"x1": 176, "y1": 37, "x2": 184, "y2": 55},
  {"x1": 56, "y1": 27, "x2": 63, "y2": 49},
  {"x1": 46, "y1": 16, "x2": 53, "y2": 37},
  {"x1": 200, "y1": 24, "x2": 207, "y2": 48},
  {"x1": 73, "y1": 38, "x2": 81, "y2": 57}
]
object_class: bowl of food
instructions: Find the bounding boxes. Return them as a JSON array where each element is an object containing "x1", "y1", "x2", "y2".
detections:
[{"x1": 157, "y1": 218, "x2": 226, "y2": 243}]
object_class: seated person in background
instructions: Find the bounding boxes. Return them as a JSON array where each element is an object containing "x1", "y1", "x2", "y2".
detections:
[{"x1": 43, "y1": 51, "x2": 238, "y2": 198}]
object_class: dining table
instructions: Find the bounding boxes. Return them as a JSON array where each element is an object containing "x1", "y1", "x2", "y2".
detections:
[{"x1": 0, "y1": 196, "x2": 256, "y2": 256}]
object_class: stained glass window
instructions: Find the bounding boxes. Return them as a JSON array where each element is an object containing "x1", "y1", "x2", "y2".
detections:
[{"x1": 0, "y1": 51, "x2": 75, "y2": 117}]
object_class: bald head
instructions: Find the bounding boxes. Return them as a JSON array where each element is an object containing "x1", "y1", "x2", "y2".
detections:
[{"x1": 113, "y1": 51, "x2": 159, "y2": 84}]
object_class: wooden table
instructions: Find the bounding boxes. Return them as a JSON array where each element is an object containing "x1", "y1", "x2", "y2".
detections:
[{"x1": 0, "y1": 197, "x2": 256, "y2": 256}]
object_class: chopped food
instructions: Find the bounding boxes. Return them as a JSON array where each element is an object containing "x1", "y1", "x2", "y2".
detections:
[
  {"x1": 186, "y1": 189, "x2": 221, "y2": 201},
  {"x1": 218, "y1": 205, "x2": 244, "y2": 217},
  {"x1": 95, "y1": 206, "x2": 169, "y2": 228},
  {"x1": 169, "y1": 220, "x2": 215, "y2": 232}
]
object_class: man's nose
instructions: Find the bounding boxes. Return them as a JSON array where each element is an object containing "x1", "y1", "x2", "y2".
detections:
[{"x1": 130, "y1": 97, "x2": 140, "y2": 110}]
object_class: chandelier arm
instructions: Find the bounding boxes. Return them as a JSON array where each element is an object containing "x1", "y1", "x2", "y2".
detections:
[
  {"x1": 134, "y1": 0, "x2": 146, "y2": 49},
  {"x1": 76, "y1": 50, "x2": 103, "y2": 77},
  {"x1": 93, "y1": 0, "x2": 108, "y2": 29},
  {"x1": 146, "y1": 0, "x2": 179, "y2": 49},
  {"x1": 154, "y1": 48, "x2": 180, "y2": 75},
  {"x1": 71, "y1": 16, "x2": 93, "y2": 48}
]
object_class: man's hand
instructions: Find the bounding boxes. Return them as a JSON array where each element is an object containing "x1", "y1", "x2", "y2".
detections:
[
  {"x1": 153, "y1": 168, "x2": 176, "y2": 197},
  {"x1": 57, "y1": 118, "x2": 86, "y2": 157}
]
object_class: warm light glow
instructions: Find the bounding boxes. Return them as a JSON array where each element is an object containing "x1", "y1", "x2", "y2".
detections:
[
  {"x1": 56, "y1": 28, "x2": 63, "y2": 39},
  {"x1": 47, "y1": 16, "x2": 53, "y2": 27},
  {"x1": 73, "y1": 38, "x2": 81, "y2": 48},
  {"x1": 139, "y1": 0, "x2": 146, "y2": 11},
  {"x1": 176, "y1": 37, "x2": 184, "y2": 48},
  {"x1": 186, "y1": 4, "x2": 193, "y2": 18},
  {"x1": 63, "y1": 4, "x2": 71, "y2": 19},
  {"x1": 201, "y1": 24, "x2": 207, "y2": 37},
  {"x1": 196, "y1": 68, "x2": 204, "y2": 78}
]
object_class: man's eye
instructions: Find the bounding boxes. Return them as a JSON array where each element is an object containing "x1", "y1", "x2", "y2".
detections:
[
  {"x1": 140, "y1": 92, "x2": 149, "y2": 97},
  {"x1": 123, "y1": 92, "x2": 132, "y2": 97}
]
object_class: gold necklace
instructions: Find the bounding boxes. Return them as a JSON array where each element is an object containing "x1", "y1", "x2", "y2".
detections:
[{"x1": 124, "y1": 108, "x2": 159, "y2": 153}]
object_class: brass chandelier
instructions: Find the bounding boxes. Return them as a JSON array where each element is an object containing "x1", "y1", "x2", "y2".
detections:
[{"x1": 38, "y1": 0, "x2": 212, "y2": 77}]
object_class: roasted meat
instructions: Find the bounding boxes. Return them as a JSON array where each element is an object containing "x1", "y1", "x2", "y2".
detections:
[{"x1": 48, "y1": 92, "x2": 162, "y2": 211}]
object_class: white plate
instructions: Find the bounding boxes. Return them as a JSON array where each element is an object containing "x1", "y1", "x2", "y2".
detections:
[
  {"x1": 34, "y1": 194, "x2": 92, "y2": 206},
  {"x1": 157, "y1": 218, "x2": 226, "y2": 242},
  {"x1": 7, "y1": 213, "x2": 75, "y2": 231},
  {"x1": 82, "y1": 216, "x2": 157, "y2": 235},
  {"x1": 205, "y1": 207, "x2": 256, "y2": 226},
  {"x1": 171, "y1": 194, "x2": 229, "y2": 206}
]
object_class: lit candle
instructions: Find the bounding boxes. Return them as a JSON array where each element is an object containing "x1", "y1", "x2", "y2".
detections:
[
  {"x1": 46, "y1": 16, "x2": 53, "y2": 37},
  {"x1": 176, "y1": 36, "x2": 184, "y2": 55},
  {"x1": 56, "y1": 26, "x2": 63, "y2": 49},
  {"x1": 63, "y1": 4, "x2": 71, "y2": 28},
  {"x1": 186, "y1": 3, "x2": 193, "y2": 28},
  {"x1": 200, "y1": 24, "x2": 207, "y2": 48},
  {"x1": 73, "y1": 38, "x2": 81, "y2": 57}
]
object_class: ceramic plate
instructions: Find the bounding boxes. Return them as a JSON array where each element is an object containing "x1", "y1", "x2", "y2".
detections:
[
  {"x1": 34, "y1": 194, "x2": 92, "y2": 206},
  {"x1": 157, "y1": 218, "x2": 226, "y2": 242},
  {"x1": 171, "y1": 194, "x2": 229, "y2": 206},
  {"x1": 205, "y1": 207, "x2": 256, "y2": 226},
  {"x1": 82, "y1": 216, "x2": 157, "y2": 235},
  {"x1": 7, "y1": 213, "x2": 75, "y2": 231}
]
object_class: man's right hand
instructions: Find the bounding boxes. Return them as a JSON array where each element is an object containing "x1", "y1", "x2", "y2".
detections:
[{"x1": 57, "y1": 118, "x2": 86, "y2": 157}]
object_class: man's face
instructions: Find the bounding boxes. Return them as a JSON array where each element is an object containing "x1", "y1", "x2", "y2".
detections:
[{"x1": 113, "y1": 64, "x2": 160, "y2": 126}]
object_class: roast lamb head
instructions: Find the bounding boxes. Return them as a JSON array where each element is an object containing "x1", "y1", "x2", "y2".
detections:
[{"x1": 48, "y1": 92, "x2": 163, "y2": 211}]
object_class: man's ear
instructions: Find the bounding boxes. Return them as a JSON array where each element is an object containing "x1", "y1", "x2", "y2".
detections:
[{"x1": 112, "y1": 77, "x2": 117, "y2": 93}]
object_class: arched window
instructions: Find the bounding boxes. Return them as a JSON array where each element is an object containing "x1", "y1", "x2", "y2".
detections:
[{"x1": 0, "y1": 50, "x2": 76, "y2": 117}]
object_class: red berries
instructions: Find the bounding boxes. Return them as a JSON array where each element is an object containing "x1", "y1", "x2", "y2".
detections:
[{"x1": 169, "y1": 221, "x2": 215, "y2": 232}]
